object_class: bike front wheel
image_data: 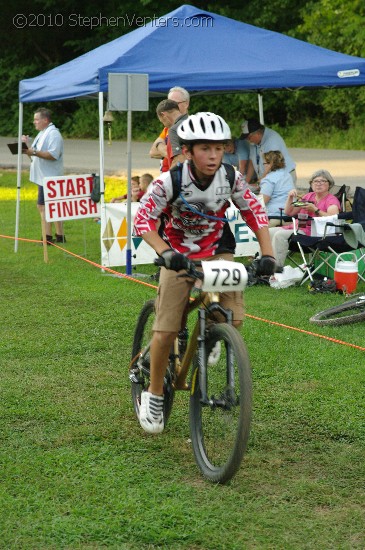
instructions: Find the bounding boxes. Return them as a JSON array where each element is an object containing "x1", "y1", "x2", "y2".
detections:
[
  {"x1": 309, "y1": 294, "x2": 365, "y2": 326},
  {"x1": 130, "y1": 299, "x2": 175, "y2": 426},
  {"x1": 189, "y1": 323, "x2": 252, "y2": 484}
]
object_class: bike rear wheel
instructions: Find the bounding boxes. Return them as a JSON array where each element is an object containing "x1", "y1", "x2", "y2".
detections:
[
  {"x1": 130, "y1": 299, "x2": 175, "y2": 426},
  {"x1": 309, "y1": 294, "x2": 365, "y2": 326},
  {"x1": 189, "y1": 323, "x2": 252, "y2": 484}
]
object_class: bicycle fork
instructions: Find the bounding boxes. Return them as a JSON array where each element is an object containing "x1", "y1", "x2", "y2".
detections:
[{"x1": 197, "y1": 304, "x2": 234, "y2": 408}]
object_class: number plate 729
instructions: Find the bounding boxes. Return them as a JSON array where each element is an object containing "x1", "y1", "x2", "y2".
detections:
[{"x1": 201, "y1": 260, "x2": 248, "y2": 292}]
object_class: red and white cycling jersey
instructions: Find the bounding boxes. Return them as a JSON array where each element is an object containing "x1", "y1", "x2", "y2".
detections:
[{"x1": 134, "y1": 162, "x2": 268, "y2": 259}]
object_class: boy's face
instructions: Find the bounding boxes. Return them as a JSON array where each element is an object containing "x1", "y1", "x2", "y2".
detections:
[{"x1": 183, "y1": 142, "x2": 225, "y2": 178}]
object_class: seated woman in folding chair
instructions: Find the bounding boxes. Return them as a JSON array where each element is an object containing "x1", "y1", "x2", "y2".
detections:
[{"x1": 269, "y1": 169, "x2": 341, "y2": 268}]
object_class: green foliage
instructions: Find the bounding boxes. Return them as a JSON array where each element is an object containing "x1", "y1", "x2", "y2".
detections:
[{"x1": 297, "y1": 0, "x2": 365, "y2": 57}]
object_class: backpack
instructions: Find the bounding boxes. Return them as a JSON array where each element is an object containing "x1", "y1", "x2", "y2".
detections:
[{"x1": 169, "y1": 162, "x2": 236, "y2": 203}]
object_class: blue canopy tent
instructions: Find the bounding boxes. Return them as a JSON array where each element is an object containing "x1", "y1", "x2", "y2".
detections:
[
  {"x1": 16, "y1": 4, "x2": 365, "y2": 259},
  {"x1": 20, "y1": 3, "x2": 365, "y2": 101}
]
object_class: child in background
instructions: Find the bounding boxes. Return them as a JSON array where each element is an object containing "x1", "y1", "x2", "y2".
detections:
[
  {"x1": 138, "y1": 173, "x2": 154, "y2": 200},
  {"x1": 111, "y1": 176, "x2": 140, "y2": 203}
]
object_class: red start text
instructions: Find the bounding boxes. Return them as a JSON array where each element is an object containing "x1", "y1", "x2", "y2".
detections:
[{"x1": 45, "y1": 176, "x2": 94, "y2": 199}]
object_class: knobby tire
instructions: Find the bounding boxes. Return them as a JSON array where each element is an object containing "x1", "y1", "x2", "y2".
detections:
[
  {"x1": 309, "y1": 293, "x2": 365, "y2": 326},
  {"x1": 189, "y1": 323, "x2": 252, "y2": 484}
]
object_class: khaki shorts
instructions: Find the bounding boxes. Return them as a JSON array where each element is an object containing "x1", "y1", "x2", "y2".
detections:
[{"x1": 153, "y1": 253, "x2": 245, "y2": 332}]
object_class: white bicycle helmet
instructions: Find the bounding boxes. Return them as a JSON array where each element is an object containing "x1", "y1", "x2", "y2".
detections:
[{"x1": 177, "y1": 112, "x2": 231, "y2": 143}]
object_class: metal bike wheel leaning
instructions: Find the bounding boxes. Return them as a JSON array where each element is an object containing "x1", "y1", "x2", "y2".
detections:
[
  {"x1": 309, "y1": 293, "x2": 365, "y2": 326},
  {"x1": 189, "y1": 323, "x2": 252, "y2": 484},
  {"x1": 130, "y1": 299, "x2": 176, "y2": 426}
]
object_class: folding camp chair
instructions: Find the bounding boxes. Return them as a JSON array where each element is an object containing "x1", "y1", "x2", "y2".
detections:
[
  {"x1": 287, "y1": 186, "x2": 365, "y2": 284},
  {"x1": 332, "y1": 184, "x2": 352, "y2": 212}
]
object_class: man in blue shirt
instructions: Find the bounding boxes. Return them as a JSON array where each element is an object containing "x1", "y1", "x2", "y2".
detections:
[
  {"x1": 241, "y1": 119, "x2": 297, "y2": 187},
  {"x1": 23, "y1": 108, "x2": 65, "y2": 243}
]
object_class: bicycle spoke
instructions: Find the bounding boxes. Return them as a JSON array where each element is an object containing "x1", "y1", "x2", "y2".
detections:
[{"x1": 190, "y1": 323, "x2": 252, "y2": 484}]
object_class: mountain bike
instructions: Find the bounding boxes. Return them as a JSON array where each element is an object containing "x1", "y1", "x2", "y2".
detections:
[
  {"x1": 309, "y1": 293, "x2": 365, "y2": 326},
  {"x1": 129, "y1": 258, "x2": 252, "y2": 484}
]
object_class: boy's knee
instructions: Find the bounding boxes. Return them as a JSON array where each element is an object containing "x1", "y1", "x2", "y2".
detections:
[{"x1": 154, "y1": 331, "x2": 177, "y2": 346}]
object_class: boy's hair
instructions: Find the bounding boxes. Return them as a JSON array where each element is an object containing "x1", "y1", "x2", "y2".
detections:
[
  {"x1": 141, "y1": 173, "x2": 153, "y2": 184},
  {"x1": 182, "y1": 141, "x2": 226, "y2": 153}
]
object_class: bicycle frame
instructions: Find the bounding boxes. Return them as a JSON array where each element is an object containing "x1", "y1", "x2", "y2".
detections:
[{"x1": 174, "y1": 291, "x2": 234, "y2": 405}]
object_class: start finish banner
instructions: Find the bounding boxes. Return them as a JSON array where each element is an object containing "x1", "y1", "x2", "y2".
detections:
[
  {"x1": 43, "y1": 174, "x2": 100, "y2": 222},
  {"x1": 101, "y1": 202, "x2": 260, "y2": 267}
]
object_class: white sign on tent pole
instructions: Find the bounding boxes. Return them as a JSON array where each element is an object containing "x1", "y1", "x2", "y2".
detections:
[
  {"x1": 108, "y1": 73, "x2": 149, "y2": 111},
  {"x1": 107, "y1": 73, "x2": 149, "y2": 276}
]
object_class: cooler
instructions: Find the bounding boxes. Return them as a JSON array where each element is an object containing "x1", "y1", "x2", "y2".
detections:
[{"x1": 313, "y1": 248, "x2": 365, "y2": 281}]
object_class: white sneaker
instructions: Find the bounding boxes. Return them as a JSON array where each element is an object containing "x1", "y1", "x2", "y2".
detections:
[
  {"x1": 139, "y1": 391, "x2": 164, "y2": 434},
  {"x1": 207, "y1": 341, "x2": 221, "y2": 366}
]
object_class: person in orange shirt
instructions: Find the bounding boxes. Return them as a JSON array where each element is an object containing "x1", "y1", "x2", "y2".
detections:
[
  {"x1": 149, "y1": 87, "x2": 190, "y2": 172},
  {"x1": 150, "y1": 126, "x2": 169, "y2": 172}
]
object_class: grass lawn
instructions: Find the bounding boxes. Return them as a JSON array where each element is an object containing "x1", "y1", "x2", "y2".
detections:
[{"x1": 0, "y1": 171, "x2": 364, "y2": 549}]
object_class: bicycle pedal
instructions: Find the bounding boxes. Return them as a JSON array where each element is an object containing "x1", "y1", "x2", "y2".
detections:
[{"x1": 129, "y1": 372, "x2": 140, "y2": 384}]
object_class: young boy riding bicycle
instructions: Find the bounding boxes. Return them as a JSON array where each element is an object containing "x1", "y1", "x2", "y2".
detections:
[{"x1": 134, "y1": 112, "x2": 276, "y2": 434}]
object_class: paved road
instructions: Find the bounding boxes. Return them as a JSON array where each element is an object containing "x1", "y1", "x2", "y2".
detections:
[{"x1": 1, "y1": 136, "x2": 364, "y2": 193}]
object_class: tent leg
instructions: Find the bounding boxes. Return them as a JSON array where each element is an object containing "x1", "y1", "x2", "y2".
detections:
[
  {"x1": 15, "y1": 102, "x2": 24, "y2": 253},
  {"x1": 258, "y1": 93, "x2": 264, "y2": 124},
  {"x1": 40, "y1": 211, "x2": 49, "y2": 263},
  {"x1": 98, "y1": 92, "x2": 105, "y2": 270},
  {"x1": 126, "y1": 74, "x2": 133, "y2": 276}
]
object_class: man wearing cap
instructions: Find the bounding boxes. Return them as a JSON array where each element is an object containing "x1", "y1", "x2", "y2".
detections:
[{"x1": 241, "y1": 119, "x2": 297, "y2": 187}]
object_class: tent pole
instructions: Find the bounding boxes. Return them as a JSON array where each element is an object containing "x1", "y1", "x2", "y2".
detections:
[
  {"x1": 98, "y1": 91, "x2": 105, "y2": 267},
  {"x1": 126, "y1": 74, "x2": 132, "y2": 276},
  {"x1": 15, "y1": 102, "x2": 24, "y2": 253},
  {"x1": 98, "y1": 92, "x2": 105, "y2": 200},
  {"x1": 258, "y1": 93, "x2": 264, "y2": 124}
]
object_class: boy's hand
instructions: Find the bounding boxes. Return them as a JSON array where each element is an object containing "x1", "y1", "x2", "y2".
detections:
[
  {"x1": 256, "y1": 255, "x2": 276, "y2": 276},
  {"x1": 161, "y1": 250, "x2": 189, "y2": 271}
]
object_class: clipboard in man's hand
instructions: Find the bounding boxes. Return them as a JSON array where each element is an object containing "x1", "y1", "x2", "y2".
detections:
[{"x1": 7, "y1": 142, "x2": 28, "y2": 155}]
